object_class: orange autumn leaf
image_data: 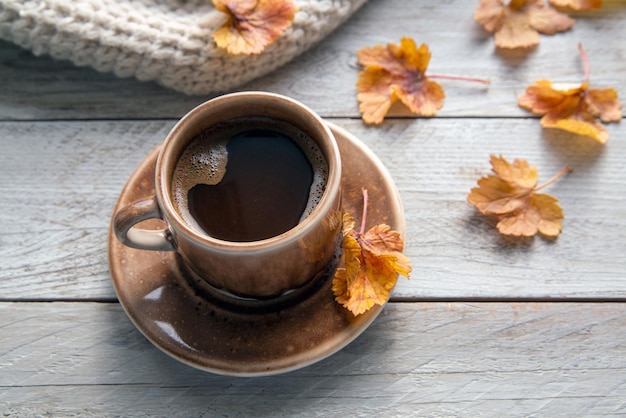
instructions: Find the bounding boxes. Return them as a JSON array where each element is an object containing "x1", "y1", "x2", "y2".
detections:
[
  {"x1": 333, "y1": 191, "x2": 411, "y2": 316},
  {"x1": 213, "y1": 0, "x2": 298, "y2": 55},
  {"x1": 356, "y1": 38, "x2": 446, "y2": 124},
  {"x1": 467, "y1": 155, "x2": 570, "y2": 238},
  {"x1": 549, "y1": 0, "x2": 602, "y2": 11},
  {"x1": 356, "y1": 38, "x2": 489, "y2": 124},
  {"x1": 474, "y1": 0, "x2": 574, "y2": 49},
  {"x1": 518, "y1": 44, "x2": 622, "y2": 143}
]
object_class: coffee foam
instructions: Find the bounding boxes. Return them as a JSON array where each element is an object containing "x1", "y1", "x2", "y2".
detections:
[{"x1": 172, "y1": 116, "x2": 329, "y2": 233}]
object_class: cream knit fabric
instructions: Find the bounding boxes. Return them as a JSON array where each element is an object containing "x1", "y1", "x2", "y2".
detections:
[{"x1": 0, "y1": 0, "x2": 365, "y2": 95}]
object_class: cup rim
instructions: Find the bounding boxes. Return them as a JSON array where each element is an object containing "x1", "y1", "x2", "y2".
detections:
[{"x1": 155, "y1": 91, "x2": 342, "y2": 250}]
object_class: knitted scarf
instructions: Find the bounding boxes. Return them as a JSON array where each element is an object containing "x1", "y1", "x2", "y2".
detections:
[{"x1": 0, "y1": 0, "x2": 366, "y2": 95}]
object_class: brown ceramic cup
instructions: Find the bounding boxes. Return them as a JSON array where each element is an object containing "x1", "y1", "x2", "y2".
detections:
[{"x1": 113, "y1": 92, "x2": 342, "y2": 299}]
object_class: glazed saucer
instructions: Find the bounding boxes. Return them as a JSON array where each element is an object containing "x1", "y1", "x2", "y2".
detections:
[{"x1": 108, "y1": 122, "x2": 406, "y2": 376}]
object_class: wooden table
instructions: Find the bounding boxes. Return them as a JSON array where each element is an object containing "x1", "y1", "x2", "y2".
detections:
[{"x1": 2, "y1": 0, "x2": 625, "y2": 415}]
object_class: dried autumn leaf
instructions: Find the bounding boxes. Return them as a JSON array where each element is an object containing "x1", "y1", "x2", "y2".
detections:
[
  {"x1": 356, "y1": 38, "x2": 445, "y2": 124},
  {"x1": 474, "y1": 0, "x2": 574, "y2": 49},
  {"x1": 518, "y1": 44, "x2": 622, "y2": 143},
  {"x1": 549, "y1": 0, "x2": 602, "y2": 11},
  {"x1": 356, "y1": 38, "x2": 488, "y2": 124},
  {"x1": 467, "y1": 155, "x2": 570, "y2": 237},
  {"x1": 333, "y1": 192, "x2": 411, "y2": 316},
  {"x1": 213, "y1": 0, "x2": 298, "y2": 55}
]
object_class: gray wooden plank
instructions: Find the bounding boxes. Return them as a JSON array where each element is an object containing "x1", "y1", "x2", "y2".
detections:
[
  {"x1": 0, "y1": 121, "x2": 170, "y2": 300},
  {"x1": 1, "y1": 118, "x2": 625, "y2": 300},
  {"x1": 1, "y1": 301, "x2": 625, "y2": 416},
  {"x1": 1, "y1": 0, "x2": 624, "y2": 120},
  {"x1": 2, "y1": 1, "x2": 625, "y2": 415}
]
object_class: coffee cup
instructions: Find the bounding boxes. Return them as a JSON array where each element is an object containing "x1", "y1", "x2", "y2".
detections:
[{"x1": 113, "y1": 92, "x2": 342, "y2": 299}]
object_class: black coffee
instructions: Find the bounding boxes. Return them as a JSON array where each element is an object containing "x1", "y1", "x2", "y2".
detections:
[{"x1": 172, "y1": 117, "x2": 328, "y2": 242}]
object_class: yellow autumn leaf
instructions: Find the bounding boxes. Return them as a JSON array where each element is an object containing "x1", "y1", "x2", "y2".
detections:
[
  {"x1": 213, "y1": 0, "x2": 298, "y2": 55},
  {"x1": 549, "y1": 0, "x2": 602, "y2": 11},
  {"x1": 356, "y1": 37, "x2": 489, "y2": 125},
  {"x1": 333, "y1": 191, "x2": 411, "y2": 316},
  {"x1": 518, "y1": 44, "x2": 622, "y2": 143},
  {"x1": 356, "y1": 38, "x2": 445, "y2": 124},
  {"x1": 474, "y1": 0, "x2": 574, "y2": 49},
  {"x1": 467, "y1": 155, "x2": 570, "y2": 238}
]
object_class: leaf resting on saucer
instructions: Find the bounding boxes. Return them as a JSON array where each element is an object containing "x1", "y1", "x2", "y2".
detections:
[
  {"x1": 333, "y1": 191, "x2": 411, "y2": 316},
  {"x1": 213, "y1": 0, "x2": 298, "y2": 55}
]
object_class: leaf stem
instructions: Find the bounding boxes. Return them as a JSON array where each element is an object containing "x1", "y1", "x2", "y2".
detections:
[
  {"x1": 579, "y1": 43, "x2": 590, "y2": 84},
  {"x1": 360, "y1": 188, "x2": 369, "y2": 235},
  {"x1": 534, "y1": 166, "x2": 572, "y2": 192},
  {"x1": 428, "y1": 74, "x2": 491, "y2": 84}
]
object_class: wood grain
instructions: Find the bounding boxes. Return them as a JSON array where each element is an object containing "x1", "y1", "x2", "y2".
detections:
[
  {"x1": 1, "y1": 0, "x2": 625, "y2": 414},
  {"x1": 1, "y1": 302, "x2": 625, "y2": 416},
  {"x1": 1, "y1": 0, "x2": 625, "y2": 120},
  {"x1": 2, "y1": 118, "x2": 624, "y2": 300}
]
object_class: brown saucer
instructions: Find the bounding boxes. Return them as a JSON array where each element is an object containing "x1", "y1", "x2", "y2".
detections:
[{"x1": 108, "y1": 122, "x2": 406, "y2": 376}]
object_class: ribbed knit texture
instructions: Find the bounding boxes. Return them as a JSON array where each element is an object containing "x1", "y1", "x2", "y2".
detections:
[{"x1": 0, "y1": 0, "x2": 365, "y2": 95}]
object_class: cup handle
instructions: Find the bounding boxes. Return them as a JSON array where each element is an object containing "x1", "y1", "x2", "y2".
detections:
[{"x1": 113, "y1": 196, "x2": 176, "y2": 251}]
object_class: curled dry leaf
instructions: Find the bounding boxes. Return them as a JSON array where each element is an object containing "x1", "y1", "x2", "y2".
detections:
[
  {"x1": 356, "y1": 37, "x2": 489, "y2": 124},
  {"x1": 518, "y1": 44, "x2": 622, "y2": 143},
  {"x1": 332, "y1": 190, "x2": 411, "y2": 316},
  {"x1": 474, "y1": 0, "x2": 574, "y2": 49},
  {"x1": 467, "y1": 155, "x2": 570, "y2": 238},
  {"x1": 549, "y1": 0, "x2": 602, "y2": 11},
  {"x1": 213, "y1": 0, "x2": 298, "y2": 55}
]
